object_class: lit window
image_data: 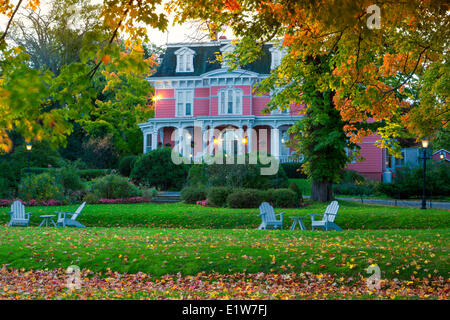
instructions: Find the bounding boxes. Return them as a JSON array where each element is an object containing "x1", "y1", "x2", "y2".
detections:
[
  {"x1": 175, "y1": 47, "x2": 195, "y2": 73},
  {"x1": 218, "y1": 87, "x2": 243, "y2": 115},
  {"x1": 175, "y1": 90, "x2": 194, "y2": 117}
]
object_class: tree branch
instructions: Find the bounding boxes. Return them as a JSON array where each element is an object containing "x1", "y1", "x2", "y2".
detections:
[
  {"x1": 87, "y1": 0, "x2": 133, "y2": 80},
  {"x1": 381, "y1": 46, "x2": 429, "y2": 97},
  {"x1": 0, "y1": 0, "x2": 24, "y2": 44}
]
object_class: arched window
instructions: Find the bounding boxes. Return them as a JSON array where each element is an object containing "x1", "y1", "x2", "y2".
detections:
[{"x1": 218, "y1": 87, "x2": 243, "y2": 115}]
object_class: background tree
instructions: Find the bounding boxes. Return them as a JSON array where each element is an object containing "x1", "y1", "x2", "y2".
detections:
[{"x1": 0, "y1": 0, "x2": 168, "y2": 153}]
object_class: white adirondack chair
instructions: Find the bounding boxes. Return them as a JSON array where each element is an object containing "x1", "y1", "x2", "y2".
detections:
[
  {"x1": 309, "y1": 200, "x2": 342, "y2": 231},
  {"x1": 258, "y1": 202, "x2": 285, "y2": 230},
  {"x1": 8, "y1": 200, "x2": 32, "y2": 227},
  {"x1": 56, "y1": 202, "x2": 86, "y2": 228}
]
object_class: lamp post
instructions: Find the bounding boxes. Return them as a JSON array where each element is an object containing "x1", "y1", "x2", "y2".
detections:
[
  {"x1": 420, "y1": 139, "x2": 429, "y2": 210},
  {"x1": 26, "y1": 143, "x2": 32, "y2": 176}
]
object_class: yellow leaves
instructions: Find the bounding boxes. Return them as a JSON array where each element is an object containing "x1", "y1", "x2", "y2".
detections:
[{"x1": 270, "y1": 254, "x2": 276, "y2": 264}]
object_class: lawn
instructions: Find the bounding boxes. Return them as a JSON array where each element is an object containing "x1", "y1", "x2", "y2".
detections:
[
  {"x1": 1, "y1": 201, "x2": 448, "y2": 230},
  {"x1": 0, "y1": 227, "x2": 448, "y2": 280},
  {"x1": 1, "y1": 202, "x2": 448, "y2": 300},
  {"x1": 0, "y1": 227, "x2": 448, "y2": 299}
]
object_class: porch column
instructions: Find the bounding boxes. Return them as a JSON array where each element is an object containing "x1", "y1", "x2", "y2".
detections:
[
  {"x1": 201, "y1": 125, "x2": 207, "y2": 158},
  {"x1": 151, "y1": 129, "x2": 158, "y2": 151},
  {"x1": 246, "y1": 125, "x2": 253, "y2": 154},
  {"x1": 209, "y1": 125, "x2": 215, "y2": 155},
  {"x1": 143, "y1": 131, "x2": 148, "y2": 154},
  {"x1": 174, "y1": 127, "x2": 181, "y2": 154},
  {"x1": 271, "y1": 127, "x2": 280, "y2": 158},
  {"x1": 237, "y1": 127, "x2": 245, "y2": 155},
  {"x1": 160, "y1": 128, "x2": 164, "y2": 147}
]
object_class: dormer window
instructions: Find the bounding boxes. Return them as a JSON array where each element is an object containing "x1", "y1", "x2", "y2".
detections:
[
  {"x1": 220, "y1": 43, "x2": 236, "y2": 69},
  {"x1": 269, "y1": 46, "x2": 286, "y2": 69},
  {"x1": 175, "y1": 47, "x2": 195, "y2": 73}
]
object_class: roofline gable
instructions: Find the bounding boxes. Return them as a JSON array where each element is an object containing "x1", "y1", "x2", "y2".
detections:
[{"x1": 174, "y1": 46, "x2": 196, "y2": 55}]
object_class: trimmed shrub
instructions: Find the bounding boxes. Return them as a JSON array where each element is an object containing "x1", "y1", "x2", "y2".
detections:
[
  {"x1": 341, "y1": 169, "x2": 366, "y2": 184},
  {"x1": 131, "y1": 148, "x2": 189, "y2": 191},
  {"x1": 91, "y1": 174, "x2": 141, "y2": 199},
  {"x1": 181, "y1": 186, "x2": 207, "y2": 204},
  {"x1": 333, "y1": 183, "x2": 374, "y2": 196},
  {"x1": 11, "y1": 141, "x2": 65, "y2": 171},
  {"x1": 119, "y1": 155, "x2": 137, "y2": 177},
  {"x1": 54, "y1": 166, "x2": 85, "y2": 194},
  {"x1": 289, "y1": 181, "x2": 303, "y2": 203},
  {"x1": 281, "y1": 163, "x2": 307, "y2": 179},
  {"x1": 187, "y1": 157, "x2": 289, "y2": 190},
  {"x1": 376, "y1": 163, "x2": 450, "y2": 198},
  {"x1": 266, "y1": 188, "x2": 299, "y2": 208},
  {"x1": 83, "y1": 192, "x2": 99, "y2": 204},
  {"x1": 227, "y1": 189, "x2": 265, "y2": 208},
  {"x1": 18, "y1": 173, "x2": 64, "y2": 201},
  {"x1": 207, "y1": 187, "x2": 232, "y2": 207},
  {"x1": 78, "y1": 169, "x2": 112, "y2": 180},
  {"x1": 142, "y1": 187, "x2": 158, "y2": 200}
]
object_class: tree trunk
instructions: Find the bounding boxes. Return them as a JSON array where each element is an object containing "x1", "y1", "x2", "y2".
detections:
[{"x1": 311, "y1": 180, "x2": 333, "y2": 202}]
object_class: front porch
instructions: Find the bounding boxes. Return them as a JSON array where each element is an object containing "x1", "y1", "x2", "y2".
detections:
[{"x1": 138, "y1": 116, "x2": 303, "y2": 163}]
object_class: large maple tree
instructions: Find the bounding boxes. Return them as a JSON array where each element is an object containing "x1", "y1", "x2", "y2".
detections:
[{"x1": 168, "y1": 0, "x2": 449, "y2": 200}]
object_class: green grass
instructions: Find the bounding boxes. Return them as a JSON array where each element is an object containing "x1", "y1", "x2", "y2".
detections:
[
  {"x1": 1, "y1": 201, "x2": 448, "y2": 230},
  {"x1": 0, "y1": 227, "x2": 448, "y2": 280}
]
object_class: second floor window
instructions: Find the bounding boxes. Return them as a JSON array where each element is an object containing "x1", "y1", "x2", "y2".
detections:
[
  {"x1": 176, "y1": 90, "x2": 194, "y2": 117},
  {"x1": 218, "y1": 87, "x2": 243, "y2": 115},
  {"x1": 271, "y1": 106, "x2": 290, "y2": 115}
]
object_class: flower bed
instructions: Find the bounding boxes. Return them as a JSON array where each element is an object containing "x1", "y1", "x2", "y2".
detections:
[
  {"x1": 0, "y1": 199, "x2": 64, "y2": 207},
  {"x1": 97, "y1": 197, "x2": 153, "y2": 204}
]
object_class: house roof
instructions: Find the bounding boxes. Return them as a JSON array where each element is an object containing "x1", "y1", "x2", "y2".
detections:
[
  {"x1": 152, "y1": 42, "x2": 273, "y2": 78},
  {"x1": 432, "y1": 148, "x2": 449, "y2": 155}
]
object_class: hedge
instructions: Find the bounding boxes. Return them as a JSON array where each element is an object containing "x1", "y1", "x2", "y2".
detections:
[{"x1": 19, "y1": 167, "x2": 112, "y2": 181}]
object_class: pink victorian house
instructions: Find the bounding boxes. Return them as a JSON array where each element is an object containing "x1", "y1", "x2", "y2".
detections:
[{"x1": 138, "y1": 39, "x2": 419, "y2": 182}]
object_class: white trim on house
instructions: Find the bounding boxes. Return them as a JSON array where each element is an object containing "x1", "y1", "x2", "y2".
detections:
[
  {"x1": 218, "y1": 87, "x2": 243, "y2": 115},
  {"x1": 269, "y1": 46, "x2": 286, "y2": 69},
  {"x1": 175, "y1": 89, "x2": 194, "y2": 117},
  {"x1": 175, "y1": 46, "x2": 195, "y2": 73},
  {"x1": 219, "y1": 43, "x2": 236, "y2": 69}
]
